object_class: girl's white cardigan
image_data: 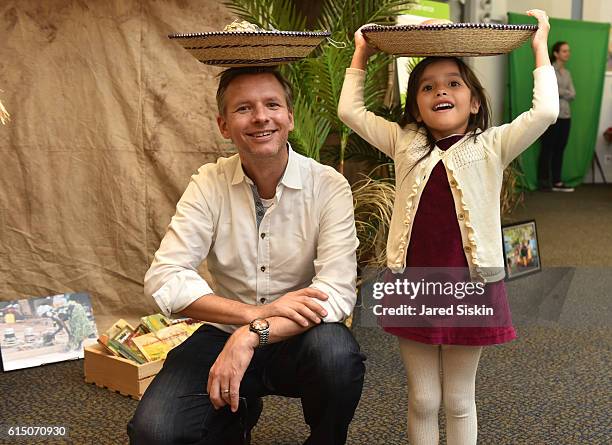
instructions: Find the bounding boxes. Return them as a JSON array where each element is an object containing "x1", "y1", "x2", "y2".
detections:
[{"x1": 338, "y1": 66, "x2": 558, "y2": 282}]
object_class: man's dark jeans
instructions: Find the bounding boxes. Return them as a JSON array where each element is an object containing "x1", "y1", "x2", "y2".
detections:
[{"x1": 127, "y1": 322, "x2": 366, "y2": 445}]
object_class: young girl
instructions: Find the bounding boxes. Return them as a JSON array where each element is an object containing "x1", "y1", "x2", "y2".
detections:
[{"x1": 338, "y1": 9, "x2": 557, "y2": 445}]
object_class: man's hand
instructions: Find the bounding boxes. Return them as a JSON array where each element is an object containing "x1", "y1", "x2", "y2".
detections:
[
  {"x1": 207, "y1": 326, "x2": 258, "y2": 412},
  {"x1": 256, "y1": 287, "x2": 328, "y2": 327}
]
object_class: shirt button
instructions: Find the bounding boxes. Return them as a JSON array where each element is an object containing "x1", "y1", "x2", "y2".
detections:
[
  {"x1": 450, "y1": 180, "x2": 457, "y2": 187},
  {"x1": 464, "y1": 246, "x2": 471, "y2": 252},
  {"x1": 458, "y1": 213, "x2": 465, "y2": 220},
  {"x1": 259, "y1": 297, "x2": 266, "y2": 304},
  {"x1": 260, "y1": 266, "x2": 266, "y2": 272},
  {"x1": 404, "y1": 220, "x2": 410, "y2": 226},
  {"x1": 260, "y1": 233, "x2": 266, "y2": 239}
]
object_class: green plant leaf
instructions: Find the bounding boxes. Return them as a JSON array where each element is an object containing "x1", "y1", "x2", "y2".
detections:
[
  {"x1": 318, "y1": 0, "x2": 415, "y2": 39},
  {"x1": 289, "y1": 90, "x2": 332, "y2": 161},
  {"x1": 352, "y1": 175, "x2": 396, "y2": 268},
  {"x1": 224, "y1": 0, "x2": 307, "y2": 30}
]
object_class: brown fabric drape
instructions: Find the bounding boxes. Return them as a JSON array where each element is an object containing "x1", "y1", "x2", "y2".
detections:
[{"x1": 0, "y1": 0, "x2": 235, "y2": 330}]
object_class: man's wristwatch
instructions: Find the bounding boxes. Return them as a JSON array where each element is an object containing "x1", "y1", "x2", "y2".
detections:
[{"x1": 249, "y1": 318, "x2": 270, "y2": 347}]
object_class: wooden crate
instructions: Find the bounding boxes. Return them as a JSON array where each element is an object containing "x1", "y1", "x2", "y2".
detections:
[{"x1": 83, "y1": 343, "x2": 164, "y2": 400}]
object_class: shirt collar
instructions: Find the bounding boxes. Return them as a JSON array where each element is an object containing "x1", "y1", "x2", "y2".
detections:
[
  {"x1": 230, "y1": 143, "x2": 303, "y2": 190},
  {"x1": 279, "y1": 143, "x2": 302, "y2": 190},
  {"x1": 231, "y1": 158, "x2": 248, "y2": 186}
]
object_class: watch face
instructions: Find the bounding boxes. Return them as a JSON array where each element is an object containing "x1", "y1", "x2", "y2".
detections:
[{"x1": 251, "y1": 319, "x2": 269, "y2": 330}]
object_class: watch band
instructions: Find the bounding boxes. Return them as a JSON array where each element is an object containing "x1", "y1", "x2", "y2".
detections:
[
  {"x1": 257, "y1": 328, "x2": 269, "y2": 346},
  {"x1": 249, "y1": 319, "x2": 270, "y2": 347}
]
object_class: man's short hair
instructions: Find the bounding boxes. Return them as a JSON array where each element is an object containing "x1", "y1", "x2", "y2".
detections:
[{"x1": 216, "y1": 66, "x2": 294, "y2": 116}]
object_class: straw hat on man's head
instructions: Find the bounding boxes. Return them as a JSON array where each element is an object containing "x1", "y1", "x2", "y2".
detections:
[{"x1": 169, "y1": 20, "x2": 330, "y2": 67}]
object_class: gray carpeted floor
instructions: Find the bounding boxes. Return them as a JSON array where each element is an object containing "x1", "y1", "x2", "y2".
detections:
[
  {"x1": 1, "y1": 323, "x2": 609, "y2": 444},
  {"x1": 507, "y1": 185, "x2": 612, "y2": 267},
  {"x1": 1, "y1": 185, "x2": 611, "y2": 444}
]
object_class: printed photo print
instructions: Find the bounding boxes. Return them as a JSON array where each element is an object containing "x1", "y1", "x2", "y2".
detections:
[
  {"x1": 502, "y1": 220, "x2": 542, "y2": 280},
  {"x1": 0, "y1": 293, "x2": 98, "y2": 371}
]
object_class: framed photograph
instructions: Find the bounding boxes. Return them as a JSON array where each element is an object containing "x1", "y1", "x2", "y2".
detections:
[
  {"x1": 0, "y1": 293, "x2": 98, "y2": 371},
  {"x1": 502, "y1": 220, "x2": 542, "y2": 280}
]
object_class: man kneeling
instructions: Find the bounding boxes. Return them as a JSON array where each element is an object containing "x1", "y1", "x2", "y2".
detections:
[{"x1": 127, "y1": 66, "x2": 365, "y2": 445}]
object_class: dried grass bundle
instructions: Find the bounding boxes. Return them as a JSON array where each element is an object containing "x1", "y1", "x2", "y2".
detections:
[
  {"x1": 352, "y1": 173, "x2": 395, "y2": 270},
  {"x1": 501, "y1": 163, "x2": 524, "y2": 218}
]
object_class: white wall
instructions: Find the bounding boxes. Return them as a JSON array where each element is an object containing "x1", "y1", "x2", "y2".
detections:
[
  {"x1": 582, "y1": 0, "x2": 611, "y2": 21},
  {"x1": 506, "y1": 0, "x2": 572, "y2": 20},
  {"x1": 468, "y1": 54, "x2": 506, "y2": 125},
  {"x1": 582, "y1": 1, "x2": 612, "y2": 183}
]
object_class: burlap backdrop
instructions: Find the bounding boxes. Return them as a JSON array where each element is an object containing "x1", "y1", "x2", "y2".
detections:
[{"x1": 0, "y1": 0, "x2": 236, "y2": 330}]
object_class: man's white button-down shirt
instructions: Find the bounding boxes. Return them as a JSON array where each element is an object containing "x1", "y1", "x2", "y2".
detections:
[{"x1": 144, "y1": 146, "x2": 359, "y2": 333}]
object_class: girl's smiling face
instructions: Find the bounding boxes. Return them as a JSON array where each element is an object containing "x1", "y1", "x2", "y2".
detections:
[{"x1": 414, "y1": 59, "x2": 481, "y2": 140}]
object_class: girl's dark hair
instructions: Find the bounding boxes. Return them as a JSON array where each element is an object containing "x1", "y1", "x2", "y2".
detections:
[
  {"x1": 550, "y1": 41, "x2": 568, "y2": 62},
  {"x1": 399, "y1": 57, "x2": 491, "y2": 149}
]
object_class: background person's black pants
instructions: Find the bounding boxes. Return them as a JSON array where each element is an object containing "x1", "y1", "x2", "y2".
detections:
[
  {"x1": 538, "y1": 118, "x2": 571, "y2": 187},
  {"x1": 127, "y1": 323, "x2": 366, "y2": 445}
]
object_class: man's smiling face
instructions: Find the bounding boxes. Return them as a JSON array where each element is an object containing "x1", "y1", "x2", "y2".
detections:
[{"x1": 217, "y1": 72, "x2": 294, "y2": 160}]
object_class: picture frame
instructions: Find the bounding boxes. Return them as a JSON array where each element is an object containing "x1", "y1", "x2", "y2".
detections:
[
  {"x1": 502, "y1": 219, "x2": 542, "y2": 280},
  {"x1": 0, "y1": 292, "x2": 98, "y2": 371}
]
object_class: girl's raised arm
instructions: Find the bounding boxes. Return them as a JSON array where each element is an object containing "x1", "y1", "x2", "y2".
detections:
[
  {"x1": 338, "y1": 25, "x2": 402, "y2": 159},
  {"x1": 527, "y1": 9, "x2": 551, "y2": 68}
]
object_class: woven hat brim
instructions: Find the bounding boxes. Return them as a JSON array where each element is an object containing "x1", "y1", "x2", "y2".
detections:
[
  {"x1": 362, "y1": 23, "x2": 537, "y2": 57},
  {"x1": 169, "y1": 31, "x2": 331, "y2": 67}
]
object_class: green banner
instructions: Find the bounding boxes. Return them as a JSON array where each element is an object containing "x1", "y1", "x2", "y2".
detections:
[
  {"x1": 506, "y1": 13, "x2": 610, "y2": 189},
  {"x1": 400, "y1": 0, "x2": 450, "y2": 20}
]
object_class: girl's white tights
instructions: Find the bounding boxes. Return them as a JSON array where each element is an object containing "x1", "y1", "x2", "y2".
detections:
[{"x1": 398, "y1": 338, "x2": 483, "y2": 445}]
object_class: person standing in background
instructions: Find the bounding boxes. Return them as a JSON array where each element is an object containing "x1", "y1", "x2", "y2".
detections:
[{"x1": 539, "y1": 41, "x2": 576, "y2": 192}]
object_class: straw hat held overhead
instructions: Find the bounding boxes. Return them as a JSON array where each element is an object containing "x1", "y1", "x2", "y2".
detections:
[{"x1": 361, "y1": 21, "x2": 537, "y2": 57}]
